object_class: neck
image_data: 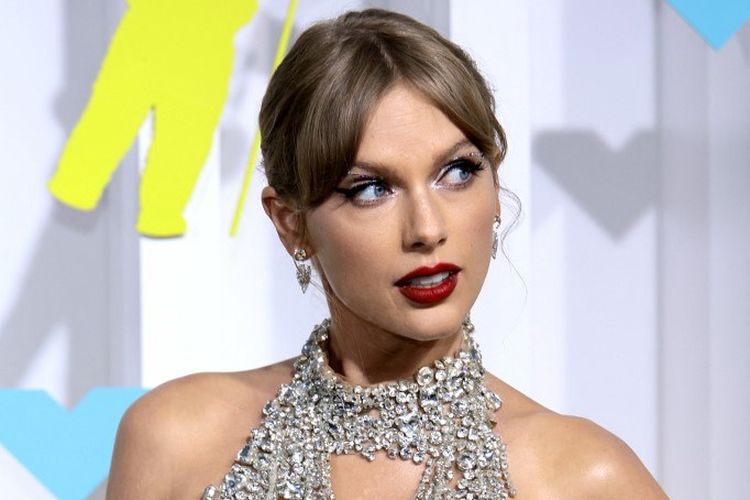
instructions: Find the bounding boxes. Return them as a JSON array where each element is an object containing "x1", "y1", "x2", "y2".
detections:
[{"x1": 324, "y1": 308, "x2": 465, "y2": 386}]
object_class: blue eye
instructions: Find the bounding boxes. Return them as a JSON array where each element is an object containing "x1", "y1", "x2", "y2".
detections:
[
  {"x1": 354, "y1": 182, "x2": 388, "y2": 201},
  {"x1": 334, "y1": 179, "x2": 391, "y2": 205},
  {"x1": 438, "y1": 159, "x2": 484, "y2": 187}
]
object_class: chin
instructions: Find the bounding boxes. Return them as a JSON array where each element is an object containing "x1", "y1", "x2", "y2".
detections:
[
  {"x1": 329, "y1": 281, "x2": 477, "y2": 343},
  {"x1": 395, "y1": 304, "x2": 469, "y2": 342}
]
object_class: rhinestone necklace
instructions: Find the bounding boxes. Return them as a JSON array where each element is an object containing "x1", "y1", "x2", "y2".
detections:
[{"x1": 203, "y1": 319, "x2": 516, "y2": 499}]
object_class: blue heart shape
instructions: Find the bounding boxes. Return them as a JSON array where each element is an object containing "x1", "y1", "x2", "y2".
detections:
[
  {"x1": 666, "y1": 0, "x2": 750, "y2": 49},
  {"x1": 0, "y1": 387, "x2": 147, "y2": 500}
]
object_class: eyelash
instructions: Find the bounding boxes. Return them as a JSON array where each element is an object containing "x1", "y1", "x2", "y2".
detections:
[
  {"x1": 438, "y1": 157, "x2": 486, "y2": 189},
  {"x1": 334, "y1": 156, "x2": 486, "y2": 206}
]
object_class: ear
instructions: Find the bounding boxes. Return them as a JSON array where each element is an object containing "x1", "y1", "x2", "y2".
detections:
[{"x1": 261, "y1": 186, "x2": 307, "y2": 256}]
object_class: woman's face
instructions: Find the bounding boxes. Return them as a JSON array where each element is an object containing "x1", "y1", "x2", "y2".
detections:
[{"x1": 306, "y1": 84, "x2": 500, "y2": 341}]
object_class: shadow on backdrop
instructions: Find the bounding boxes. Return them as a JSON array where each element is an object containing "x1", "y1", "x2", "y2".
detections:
[
  {"x1": 220, "y1": 9, "x2": 284, "y2": 183},
  {"x1": 0, "y1": 0, "x2": 114, "y2": 407},
  {"x1": 533, "y1": 129, "x2": 659, "y2": 239},
  {"x1": 738, "y1": 22, "x2": 750, "y2": 65},
  {"x1": 0, "y1": 1, "x2": 138, "y2": 498}
]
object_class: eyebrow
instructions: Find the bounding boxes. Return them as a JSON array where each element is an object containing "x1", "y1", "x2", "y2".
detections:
[{"x1": 347, "y1": 139, "x2": 477, "y2": 178}]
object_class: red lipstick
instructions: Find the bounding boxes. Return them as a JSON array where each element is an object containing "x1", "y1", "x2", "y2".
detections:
[{"x1": 395, "y1": 263, "x2": 461, "y2": 305}]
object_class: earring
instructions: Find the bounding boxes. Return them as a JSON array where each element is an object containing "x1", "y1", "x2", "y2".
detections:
[
  {"x1": 293, "y1": 248, "x2": 311, "y2": 293},
  {"x1": 491, "y1": 215, "x2": 501, "y2": 260},
  {"x1": 462, "y1": 311, "x2": 474, "y2": 330}
]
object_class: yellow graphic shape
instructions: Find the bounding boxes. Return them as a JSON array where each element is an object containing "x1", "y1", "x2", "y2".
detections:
[
  {"x1": 231, "y1": 0, "x2": 298, "y2": 236},
  {"x1": 49, "y1": 0, "x2": 258, "y2": 237}
]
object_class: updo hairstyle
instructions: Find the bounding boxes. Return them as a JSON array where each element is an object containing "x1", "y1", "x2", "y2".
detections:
[{"x1": 259, "y1": 8, "x2": 507, "y2": 211}]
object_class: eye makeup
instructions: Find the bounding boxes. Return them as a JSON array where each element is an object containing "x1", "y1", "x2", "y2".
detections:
[
  {"x1": 433, "y1": 151, "x2": 487, "y2": 190},
  {"x1": 332, "y1": 149, "x2": 488, "y2": 207},
  {"x1": 333, "y1": 175, "x2": 392, "y2": 205}
]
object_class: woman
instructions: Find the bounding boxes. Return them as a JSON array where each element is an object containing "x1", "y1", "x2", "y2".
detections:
[{"x1": 107, "y1": 9, "x2": 667, "y2": 499}]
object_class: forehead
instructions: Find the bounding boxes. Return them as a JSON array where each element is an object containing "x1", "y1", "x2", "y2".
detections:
[{"x1": 355, "y1": 84, "x2": 471, "y2": 167}]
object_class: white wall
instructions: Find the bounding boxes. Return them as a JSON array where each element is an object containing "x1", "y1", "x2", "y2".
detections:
[
  {"x1": 659, "y1": 6, "x2": 750, "y2": 498},
  {"x1": 0, "y1": 1, "x2": 137, "y2": 497},
  {"x1": 529, "y1": 0, "x2": 662, "y2": 474},
  {"x1": 705, "y1": 31, "x2": 750, "y2": 498},
  {"x1": 1, "y1": 1, "x2": 748, "y2": 499}
]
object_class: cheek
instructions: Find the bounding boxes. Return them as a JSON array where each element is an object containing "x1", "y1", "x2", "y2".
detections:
[
  {"x1": 454, "y1": 191, "x2": 496, "y2": 302},
  {"x1": 455, "y1": 185, "x2": 497, "y2": 246},
  {"x1": 307, "y1": 210, "x2": 396, "y2": 292}
]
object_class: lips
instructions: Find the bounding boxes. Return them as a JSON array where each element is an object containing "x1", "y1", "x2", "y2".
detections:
[{"x1": 395, "y1": 263, "x2": 461, "y2": 304}]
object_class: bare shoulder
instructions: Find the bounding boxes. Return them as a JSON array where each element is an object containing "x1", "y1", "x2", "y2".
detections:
[
  {"x1": 107, "y1": 359, "x2": 296, "y2": 500},
  {"x1": 485, "y1": 374, "x2": 668, "y2": 499},
  {"x1": 522, "y1": 413, "x2": 667, "y2": 499}
]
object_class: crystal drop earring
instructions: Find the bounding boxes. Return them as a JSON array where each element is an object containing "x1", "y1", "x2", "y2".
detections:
[
  {"x1": 491, "y1": 215, "x2": 501, "y2": 260},
  {"x1": 293, "y1": 248, "x2": 311, "y2": 293}
]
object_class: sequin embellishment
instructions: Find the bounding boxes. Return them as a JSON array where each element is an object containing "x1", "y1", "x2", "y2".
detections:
[{"x1": 203, "y1": 319, "x2": 516, "y2": 499}]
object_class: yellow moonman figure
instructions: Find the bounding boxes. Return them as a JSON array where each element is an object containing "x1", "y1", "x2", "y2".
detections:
[{"x1": 49, "y1": 0, "x2": 258, "y2": 237}]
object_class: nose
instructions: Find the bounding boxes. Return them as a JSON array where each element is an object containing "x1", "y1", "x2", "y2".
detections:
[{"x1": 402, "y1": 189, "x2": 447, "y2": 252}]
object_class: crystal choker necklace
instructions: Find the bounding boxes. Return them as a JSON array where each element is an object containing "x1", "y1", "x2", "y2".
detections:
[{"x1": 203, "y1": 318, "x2": 516, "y2": 499}]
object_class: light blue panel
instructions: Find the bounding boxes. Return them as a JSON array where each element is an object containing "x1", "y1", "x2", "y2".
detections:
[
  {"x1": 666, "y1": 0, "x2": 750, "y2": 49},
  {"x1": 0, "y1": 388, "x2": 148, "y2": 500}
]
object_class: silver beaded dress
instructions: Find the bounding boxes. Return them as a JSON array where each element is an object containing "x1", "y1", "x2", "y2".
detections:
[{"x1": 203, "y1": 319, "x2": 516, "y2": 499}]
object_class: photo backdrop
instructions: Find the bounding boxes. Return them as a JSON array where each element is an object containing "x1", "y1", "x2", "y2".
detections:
[{"x1": 0, "y1": 1, "x2": 748, "y2": 498}]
